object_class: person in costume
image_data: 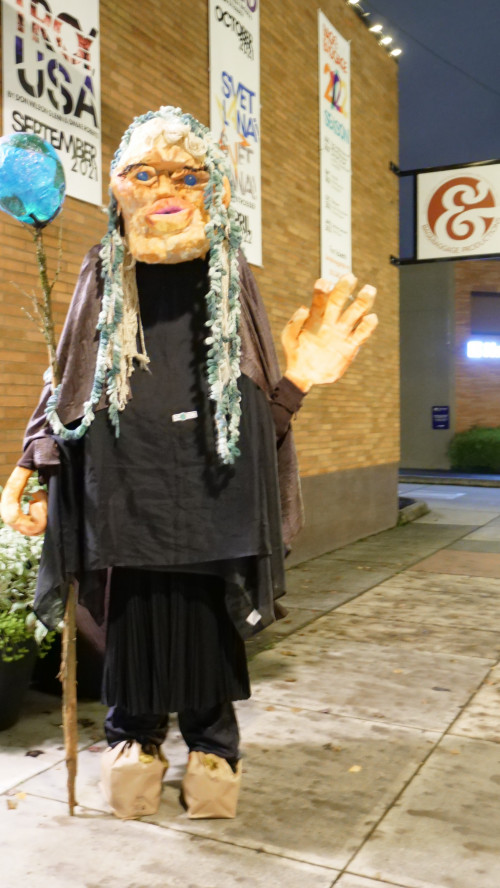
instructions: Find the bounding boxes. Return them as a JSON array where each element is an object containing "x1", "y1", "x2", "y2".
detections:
[{"x1": 1, "y1": 106, "x2": 377, "y2": 818}]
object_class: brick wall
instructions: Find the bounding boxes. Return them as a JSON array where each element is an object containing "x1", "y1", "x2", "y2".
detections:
[
  {"x1": 455, "y1": 259, "x2": 500, "y2": 431},
  {"x1": 0, "y1": 0, "x2": 399, "y2": 482}
]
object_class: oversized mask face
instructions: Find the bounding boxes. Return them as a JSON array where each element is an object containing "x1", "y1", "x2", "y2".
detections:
[{"x1": 111, "y1": 118, "x2": 224, "y2": 263}]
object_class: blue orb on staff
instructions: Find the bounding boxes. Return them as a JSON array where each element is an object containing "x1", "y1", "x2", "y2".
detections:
[{"x1": 0, "y1": 133, "x2": 65, "y2": 228}]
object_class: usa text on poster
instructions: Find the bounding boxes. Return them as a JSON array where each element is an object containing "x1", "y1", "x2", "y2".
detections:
[{"x1": 2, "y1": 0, "x2": 102, "y2": 206}]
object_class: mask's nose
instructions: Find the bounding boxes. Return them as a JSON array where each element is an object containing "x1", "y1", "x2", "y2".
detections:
[{"x1": 156, "y1": 172, "x2": 175, "y2": 195}]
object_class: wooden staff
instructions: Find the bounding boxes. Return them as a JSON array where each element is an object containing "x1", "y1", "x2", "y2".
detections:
[
  {"x1": 1, "y1": 226, "x2": 78, "y2": 815},
  {"x1": 33, "y1": 226, "x2": 79, "y2": 816},
  {"x1": 59, "y1": 580, "x2": 78, "y2": 814}
]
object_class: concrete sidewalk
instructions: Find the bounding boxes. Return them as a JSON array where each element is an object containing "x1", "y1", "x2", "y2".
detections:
[
  {"x1": 2, "y1": 483, "x2": 500, "y2": 888},
  {"x1": 400, "y1": 469, "x2": 500, "y2": 488}
]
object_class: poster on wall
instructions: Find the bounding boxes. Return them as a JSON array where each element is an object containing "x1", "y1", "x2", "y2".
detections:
[
  {"x1": 417, "y1": 163, "x2": 500, "y2": 261},
  {"x1": 2, "y1": 0, "x2": 101, "y2": 207},
  {"x1": 209, "y1": 0, "x2": 261, "y2": 266},
  {"x1": 318, "y1": 10, "x2": 351, "y2": 281}
]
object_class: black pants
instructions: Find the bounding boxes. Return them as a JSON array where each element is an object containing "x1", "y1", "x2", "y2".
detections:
[{"x1": 104, "y1": 701, "x2": 240, "y2": 761}]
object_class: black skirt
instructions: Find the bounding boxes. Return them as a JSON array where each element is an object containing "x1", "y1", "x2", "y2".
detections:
[{"x1": 103, "y1": 567, "x2": 250, "y2": 714}]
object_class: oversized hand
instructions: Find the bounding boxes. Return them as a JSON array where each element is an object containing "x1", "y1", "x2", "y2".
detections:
[
  {"x1": 282, "y1": 273, "x2": 378, "y2": 392},
  {"x1": 0, "y1": 466, "x2": 47, "y2": 536}
]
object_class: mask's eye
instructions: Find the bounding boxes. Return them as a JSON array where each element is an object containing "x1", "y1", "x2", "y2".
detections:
[
  {"x1": 183, "y1": 173, "x2": 198, "y2": 187},
  {"x1": 136, "y1": 170, "x2": 152, "y2": 182}
]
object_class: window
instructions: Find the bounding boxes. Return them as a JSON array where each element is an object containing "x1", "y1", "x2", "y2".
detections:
[{"x1": 470, "y1": 291, "x2": 500, "y2": 335}]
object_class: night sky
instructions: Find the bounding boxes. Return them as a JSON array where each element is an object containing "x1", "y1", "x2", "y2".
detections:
[{"x1": 354, "y1": 0, "x2": 500, "y2": 256}]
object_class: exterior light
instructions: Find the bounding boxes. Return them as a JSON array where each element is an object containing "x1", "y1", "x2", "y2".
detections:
[
  {"x1": 369, "y1": 24, "x2": 383, "y2": 32},
  {"x1": 467, "y1": 339, "x2": 500, "y2": 359},
  {"x1": 390, "y1": 48, "x2": 402, "y2": 57},
  {"x1": 347, "y1": 0, "x2": 360, "y2": 4},
  {"x1": 380, "y1": 35, "x2": 393, "y2": 45}
]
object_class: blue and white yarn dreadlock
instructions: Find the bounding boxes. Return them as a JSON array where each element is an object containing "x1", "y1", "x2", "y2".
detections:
[{"x1": 45, "y1": 106, "x2": 244, "y2": 464}]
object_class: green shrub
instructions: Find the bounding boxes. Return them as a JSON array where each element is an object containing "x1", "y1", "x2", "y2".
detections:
[
  {"x1": 448, "y1": 427, "x2": 500, "y2": 473},
  {"x1": 0, "y1": 478, "x2": 54, "y2": 662}
]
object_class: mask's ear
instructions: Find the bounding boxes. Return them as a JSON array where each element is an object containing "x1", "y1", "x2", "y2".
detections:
[
  {"x1": 110, "y1": 172, "x2": 120, "y2": 202},
  {"x1": 110, "y1": 183, "x2": 125, "y2": 235},
  {"x1": 118, "y1": 210, "x2": 125, "y2": 237},
  {"x1": 222, "y1": 176, "x2": 231, "y2": 208}
]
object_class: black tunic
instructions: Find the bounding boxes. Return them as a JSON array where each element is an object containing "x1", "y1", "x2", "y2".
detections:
[{"x1": 83, "y1": 260, "x2": 283, "y2": 570}]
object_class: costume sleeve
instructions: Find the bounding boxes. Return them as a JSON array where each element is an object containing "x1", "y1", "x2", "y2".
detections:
[
  {"x1": 238, "y1": 251, "x2": 304, "y2": 542},
  {"x1": 16, "y1": 245, "x2": 102, "y2": 475},
  {"x1": 17, "y1": 384, "x2": 58, "y2": 472},
  {"x1": 269, "y1": 376, "x2": 305, "y2": 446}
]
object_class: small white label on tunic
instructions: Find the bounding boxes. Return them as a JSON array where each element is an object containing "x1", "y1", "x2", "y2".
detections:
[
  {"x1": 172, "y1": 410, "x2": 198, "y2": 422},
  {"x1": 246, "y1": 609, "x2": 262, "y2": 626}
]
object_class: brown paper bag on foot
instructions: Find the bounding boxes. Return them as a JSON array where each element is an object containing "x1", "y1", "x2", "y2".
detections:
[
  {"x1": 181, "y1": 751, "x2": 242, "y2": 819},
  {"x1": 100, "y1": 740, "x2": 168, "y2": 820}
]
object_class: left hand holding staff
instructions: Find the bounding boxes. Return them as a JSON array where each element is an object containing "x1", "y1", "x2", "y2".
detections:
[{"x1": 0, "y1": 466, "x2": 48, "y2": 535}]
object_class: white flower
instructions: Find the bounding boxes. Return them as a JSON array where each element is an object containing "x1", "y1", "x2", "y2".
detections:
[
  {"x1": 162, "y1": 123, "x2": 191, "y2": 145},
  {"x1": 185, "y1": 132, "x2": 207, "y2": 158},
  {"x1": 120, "y1": 116, "x2": 189, "y2": 166}
]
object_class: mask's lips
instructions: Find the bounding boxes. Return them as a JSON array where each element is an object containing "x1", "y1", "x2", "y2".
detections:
[
  {"x1": 155, "y1": 204, "x2": 183, "y2": 215},
  {"x1": 146, "y1": 198, "x2": 193, "y2": 231},
  {"x1": 148, "y1": 198, "x2": 191, "y2": 216}
]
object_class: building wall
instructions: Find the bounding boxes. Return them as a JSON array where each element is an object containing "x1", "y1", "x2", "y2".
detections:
[
  {"x1": 455, "y1": 259, "x2": 500, "y2": 431},
  {"x1": 399, "y1": 257, "x2": 500, "y2": 472},
  {"x1": 0, "y1": 1, "x2": 399, "y2": 556}
]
